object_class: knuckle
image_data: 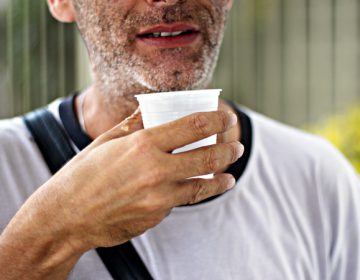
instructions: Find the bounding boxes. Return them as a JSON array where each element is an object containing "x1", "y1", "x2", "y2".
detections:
[
  {"x1": 138, "y1": 197, "x2": 160, "y2": 213},
  {"x1": 216, "y1": 178, "x2": 228, "y2": 194},
  {"x1": 203, "y1": 148, "x2": 220, "y2": 172},
  {"x1": 150, "y1": 196, "x2": 167, "y2": 212},
  {"x1": 190, "y1": 180, "x2": 206, "y2": 204},
  {"x1": 139, "y1": 194, "x2": 168, "y2": 216},
  {"x1": 218, "y1": 110, "x2": 229, "y2": 131},
  {"x1": 191, "y1": 114, "x2": 210, "y2": 137},
  {"x1": 133, "y1": 131, "x2": 153, "y2": 153},
  {"x1": 146, "y1": 167, "x2": 167, "y2": 186}
]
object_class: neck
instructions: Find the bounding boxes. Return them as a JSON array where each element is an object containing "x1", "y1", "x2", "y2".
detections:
[
  {"x1": 75, "y1": 83, "x2": 241, "y2": 150},
  {"x1": 75, "y1": 84, "x2": 138, "y2": 139}
]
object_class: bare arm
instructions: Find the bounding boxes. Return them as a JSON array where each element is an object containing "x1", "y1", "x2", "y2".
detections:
[
  {"x1": 0, "y1": 110, "x2": 242, "y2": 279},
  {"x1": 0, "y1": 202, "x2": 84, "y2": 280}
]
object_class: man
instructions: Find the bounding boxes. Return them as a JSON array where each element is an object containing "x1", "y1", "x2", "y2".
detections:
[{"x1": 0, "y1": 0, "x2": 359, "y2": 279}]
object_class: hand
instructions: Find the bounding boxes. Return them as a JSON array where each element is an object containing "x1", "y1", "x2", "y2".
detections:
[{"x1": 4, "y1": 109, "x2": 243, "y2": 254}]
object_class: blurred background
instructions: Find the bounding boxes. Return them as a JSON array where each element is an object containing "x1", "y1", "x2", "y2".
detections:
[{"x1": 0, "y1": 0, "x2": 359, "y2": 170}]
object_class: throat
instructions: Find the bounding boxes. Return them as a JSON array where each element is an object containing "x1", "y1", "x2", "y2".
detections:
[{"x1": 75, "y1": 86, "x2": 139, "y2": 139}]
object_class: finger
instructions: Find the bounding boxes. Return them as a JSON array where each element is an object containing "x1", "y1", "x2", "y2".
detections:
[
  {"x1": 172, "y1": 173, "x2": 236, "y2": 206},
  {"x1": 119, "y1": 108, "x2": 143, "y2": 134},
  {"x1": 170, "y1": 141, "x2": 244, "y2": 180},
  {"x1": 145, "y1": 110, "x2": 238, "y2": 152},
  {"x1": 89, "y1": 108, "x2": 143, "y2": 149},
  {"x1": 103, "y1": 108, "x2": 144, "y2": 139}
]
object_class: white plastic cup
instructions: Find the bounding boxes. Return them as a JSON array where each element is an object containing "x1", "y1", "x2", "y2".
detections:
[{"x1": 135, "y1": 89, "x2": 222, "y2": 179}]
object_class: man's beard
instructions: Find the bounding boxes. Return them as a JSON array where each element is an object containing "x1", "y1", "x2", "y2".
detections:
[{"x1": 74, "y1": 1, "x2": 229, "y2": 97}]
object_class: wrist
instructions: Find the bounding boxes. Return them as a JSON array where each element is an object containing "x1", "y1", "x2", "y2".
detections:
[
  {"x1": 0, "y1": 231, "x2": 82, "y2": 279},
  {"x1": 0, "y1": 189, "x2": 86, "y2": 279}
]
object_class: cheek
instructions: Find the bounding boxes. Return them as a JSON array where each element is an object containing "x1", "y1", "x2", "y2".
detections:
[
  {"x1": 198, "y1": 0, "x2": 228, "y2": 8},
  {"x1": 102, "y1": 0, "x2": 138, "y2": 16},
  {"x1": 82, "y1": 6, "x2": 131, "y2": 46},
  {"x1": 78, "y1": 0, "x2": 132, "y2": 26}
]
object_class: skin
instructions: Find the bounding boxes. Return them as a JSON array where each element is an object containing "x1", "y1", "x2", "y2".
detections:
[
  {"x1": 0, "y1": 0, "x2": 242, "y2": 279},
  {"x1": 51, "y1": 0, "x2": 235, "y2": 139}
]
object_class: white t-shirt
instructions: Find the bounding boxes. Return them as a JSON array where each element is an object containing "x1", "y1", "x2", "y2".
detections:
[{"x1": 0, "y1": 100, "x2": 359, "y2": 280}]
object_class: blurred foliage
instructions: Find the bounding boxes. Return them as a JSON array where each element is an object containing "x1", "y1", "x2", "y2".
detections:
[{"x1": 309, "y1": 106, "x2": 360, "y2": 173}]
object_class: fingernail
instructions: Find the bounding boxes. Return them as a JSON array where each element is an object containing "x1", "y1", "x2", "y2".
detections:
[
  {"x1": 121, "y1": 124, "x2": 130, "y2": 132},
  {"x1": 226, "y1": 176, "x2": 236, "y2": 190},
  {"x1": 227, "y1": 111, "x2": 238, "y2": 127},
  {"x1": 235, "y1": 142, "x2": 245, "y2": 159}
]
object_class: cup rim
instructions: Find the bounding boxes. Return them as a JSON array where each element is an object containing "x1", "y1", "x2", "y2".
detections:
[{"x1": 135, "y1": 89, "x2": 222, "y2": 100}]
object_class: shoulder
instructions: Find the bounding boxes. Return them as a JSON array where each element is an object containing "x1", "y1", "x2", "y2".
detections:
[
  {"x1": 248, "y1": 109, "x2": 328, "y2": 152},
  {"x1": 246, "y1": 108, "x2": 355, "y2": 173},
  {"x1": 237, "y1": 107, "x2": 359, "y2": 204},
  {"x1": 241, "y1": 108, "x2": 360, "y2": 274},
  {"x1": 0, "y1": 117, "x2": 34, "y2": 154},
  {"x1": 0, "y1": 99, "x2": 63, "y2": 152},
  {"x1": 0, "y1": 117, "x2": 44, "y2": 179},
  {"x1": 0, "y1": 117, "x2": 52, "y2": 229},
  {"x1": 245, "y1": 108, "x2": 359, "y2": 204}
]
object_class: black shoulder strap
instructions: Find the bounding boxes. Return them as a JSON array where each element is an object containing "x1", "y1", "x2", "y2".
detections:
[
  {"x1": 23, "y1": 108, "x2": 153, "y2": 280},
  {"x1": 23, "y1": 108, "x2": 76, "y2": 174}
]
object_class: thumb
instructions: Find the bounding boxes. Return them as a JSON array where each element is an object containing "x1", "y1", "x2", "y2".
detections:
[
  {"x1": 119, "y1": 107, "x2": 144, "y2": 134},
  {"x1": 107, "y1": 107, "x2": 144, "y2": 138},
  {"x1": 89, "y1": 108, "x2": 144, "y2": 149}
]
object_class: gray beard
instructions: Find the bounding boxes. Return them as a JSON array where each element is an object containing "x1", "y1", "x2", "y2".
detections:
[
  {"x1": 89, "y1": 33, "x2": 224, "y2": 99},
  {"x1": 75, "y1": 0, "x2": 229, "y2": 99}
]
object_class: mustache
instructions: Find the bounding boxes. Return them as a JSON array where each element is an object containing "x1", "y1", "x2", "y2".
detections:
[{"x1": 122, "y1": 3, "x2": 215, "y2": 31}]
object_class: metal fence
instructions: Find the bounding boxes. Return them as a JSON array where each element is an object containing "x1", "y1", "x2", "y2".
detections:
[{"x1": 1, "y1": 0, "x2": 360, "y2": 127}]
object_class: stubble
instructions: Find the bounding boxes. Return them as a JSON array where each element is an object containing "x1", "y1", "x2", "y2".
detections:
[{"x1": 73, "y1": 0, "x2": 229, "y2": 101}]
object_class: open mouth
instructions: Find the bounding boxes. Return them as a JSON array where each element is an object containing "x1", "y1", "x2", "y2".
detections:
[
  {"x1": 136, "y1": 23, "x2": 201, "y2": 48},
  {"x1": 138, "y1": 29, "x2": 199, "y2": 39}
]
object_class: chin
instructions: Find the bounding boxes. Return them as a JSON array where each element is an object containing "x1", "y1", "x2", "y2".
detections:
[
  {"x1": 138, "y1": 67, "x2": 213, "y2": 92},
  {"x1": 141, "y1": 77, "x2": 206, "y2": 92}
]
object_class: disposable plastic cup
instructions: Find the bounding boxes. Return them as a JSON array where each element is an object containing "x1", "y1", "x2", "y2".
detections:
[{"x1": 135, "y1": 89, "x2": 222, "y2": 179}]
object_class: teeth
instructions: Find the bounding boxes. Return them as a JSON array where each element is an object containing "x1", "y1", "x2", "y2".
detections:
[
  {"x1": 150, "y1": 31, "x2": 184, "y2": 38},
  {"x1": 145, "y1": 31, "x2": 187, "y2": 38},
  {"x1": 171, "y1": 31, "x2": 183, "y2": 36},
  {"x1": 160, "y1": 32, "x2": 172, "y2": 37}
]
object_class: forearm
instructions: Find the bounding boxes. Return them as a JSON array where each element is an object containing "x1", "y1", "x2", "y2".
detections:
[
  {"x1": 0, "y1": 191, "x2": 85, "y2": 280},
  {"x1": 0, "y1": 235, "x2": 81, "y2": 280}
]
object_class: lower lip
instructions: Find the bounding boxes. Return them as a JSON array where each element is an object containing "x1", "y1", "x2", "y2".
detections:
[{"x1": 137, "y1": 32, "x2": 200, "y2": 48}]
